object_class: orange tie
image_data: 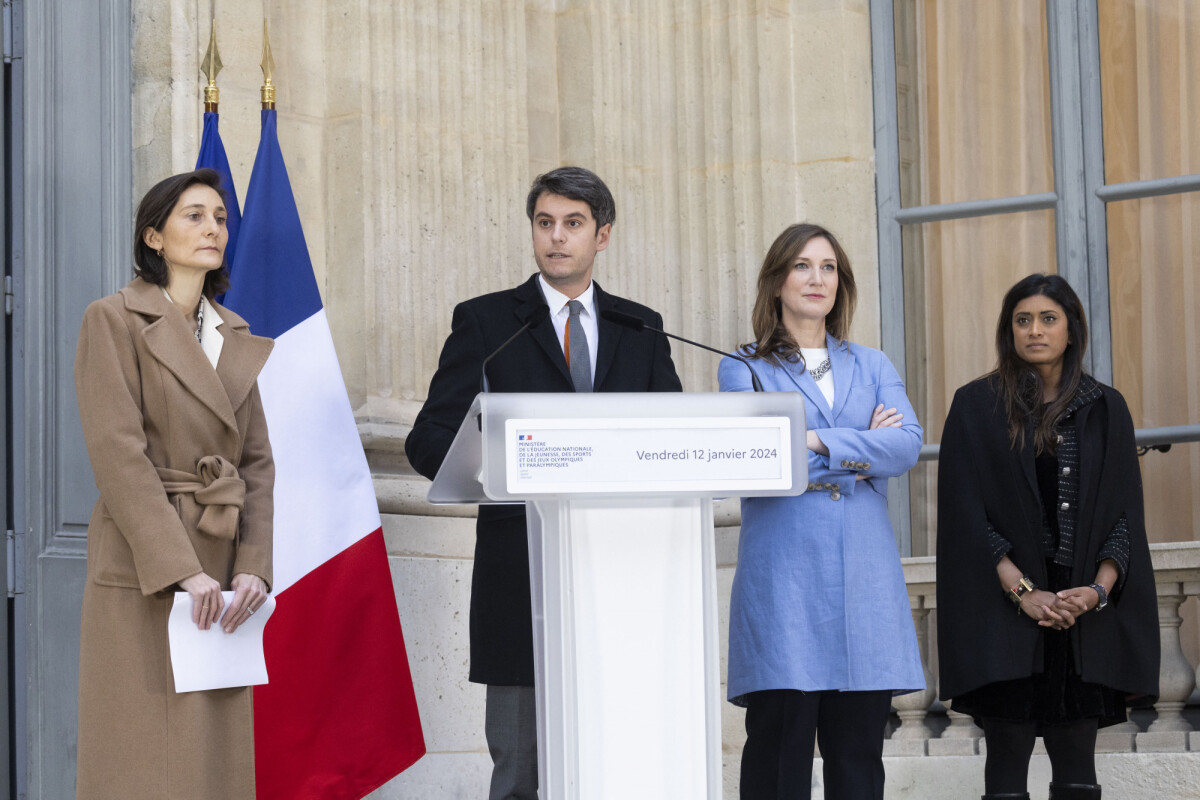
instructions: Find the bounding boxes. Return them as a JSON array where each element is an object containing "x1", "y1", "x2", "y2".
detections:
[{"x1": 563, "y1": 315, "x2": 571, "y2": 367}]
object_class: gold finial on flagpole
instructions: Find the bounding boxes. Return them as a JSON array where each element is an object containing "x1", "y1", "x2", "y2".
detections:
[
  {"x1": 200, "y1": 18, "x2": 223, "y2": 112},
  {"x1": 259, "y1": 18, "x2": 276, "y2": 110}
]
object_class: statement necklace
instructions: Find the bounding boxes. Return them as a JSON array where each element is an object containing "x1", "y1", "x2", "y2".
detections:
[
  {"x1": 808, "y1": 357, "x2": 832, "y2": 382},
  {"x1": 193, "y1": 299, "x2": 204, "y2": 344}
]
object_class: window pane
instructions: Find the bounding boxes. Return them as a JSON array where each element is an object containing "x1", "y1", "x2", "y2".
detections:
[
  {"x1": 902, "y1": 210, "x2": 1057, "y2": 556},
  {"x1": 893, "y1": 0, "x2": 1053, "y2": 207},
  {"x1": 1107, "y1": 193, "x2": 1200, "y2": 542},
  {"x1": 1099, "y1": 0, "x2": 1200, "y2": 185}
]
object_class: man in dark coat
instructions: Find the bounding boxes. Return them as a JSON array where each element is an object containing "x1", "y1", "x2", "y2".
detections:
[{"x1": 405, "y1": 166, "x2": 682, "y2": 799}]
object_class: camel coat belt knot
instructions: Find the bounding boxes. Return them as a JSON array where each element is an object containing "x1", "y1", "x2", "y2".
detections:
[{"x1": 156, "y1": 455, "x2": 245, "y2": 540}]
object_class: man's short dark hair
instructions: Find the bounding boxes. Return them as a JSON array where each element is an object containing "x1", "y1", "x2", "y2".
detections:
[{"x1": 525, "y1": 166, "x2": 616, "y2": 230}]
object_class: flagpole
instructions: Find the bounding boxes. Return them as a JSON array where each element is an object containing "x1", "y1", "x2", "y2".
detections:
[
  {"x1": 196, "y1": 14, "x2": 242, "y2": 300},
  {"x1": 200, "y1": 18, "x2": 222, "y2": 113},
  {"x1": 260, "y1": 19, "x2": 276, "y2": 110}
]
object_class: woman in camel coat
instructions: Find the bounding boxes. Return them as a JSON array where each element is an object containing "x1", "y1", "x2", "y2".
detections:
[{"x1": 73, "y1": 169, "x2": 274, "y2": 799}]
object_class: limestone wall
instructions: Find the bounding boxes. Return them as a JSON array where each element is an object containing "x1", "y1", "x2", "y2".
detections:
[{"x1": 132, "y1": 0, "x2": 880, "y2": 410}]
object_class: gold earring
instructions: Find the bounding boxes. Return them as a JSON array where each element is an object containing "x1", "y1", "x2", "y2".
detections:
[{"x1": 157, "y1": 249, "x2": 163, "y2": 257}]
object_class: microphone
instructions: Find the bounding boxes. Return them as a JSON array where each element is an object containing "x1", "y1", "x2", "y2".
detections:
[
  {"x1": 481, "y1": 304, "x2": 550, "y2": 393},
  {"x1": 600, "y1": 309, "x2": 763, "y2": 392}
]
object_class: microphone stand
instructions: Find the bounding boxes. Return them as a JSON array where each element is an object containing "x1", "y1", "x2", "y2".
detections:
[{"x1": 600, "y1": 309, "x2": 764, "y2": 392}]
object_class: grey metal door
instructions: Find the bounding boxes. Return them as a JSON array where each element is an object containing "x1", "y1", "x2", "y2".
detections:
[
  {"x1": 1, "y1": 0, "x2": 13, "y2": 795},
  {"x1": 19, "y1": 1, "x2": 132, "y2": 797}
]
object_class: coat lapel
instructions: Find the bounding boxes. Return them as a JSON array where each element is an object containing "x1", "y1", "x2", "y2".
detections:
[
  {"x1": 778, "y1": 356, "x2": 834, "y2": 427},
  {"x1": 1074, "y1": 396, "x2": 1102, "y2": 519},
  {"x1": 827, "y1": 334, "x2": 856, "y2": 422},
  {"x1": 122, "y1": 280, "x2": 237, "y2": 432},
  {"x1": 513, "y1": 275, "x2": 571, "y2": 384},
  {"x1": 775, "y1": 333, "x2": 847, "y2": 427},
  {"x1": 1009, "y1": 422, "x2": 1045, "y2": 539},
  {"x1": 592, "y1": 282, "x2": 622, "y2": 389},
  {"x1": 212, "y1": 304, "x2": 274, "y2": 414}
]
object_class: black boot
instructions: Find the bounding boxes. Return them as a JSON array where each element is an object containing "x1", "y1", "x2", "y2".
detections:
[
  {"x1": 1049, "y1": 783, "x2": 1101, "y2": 799},
  {"x1": 982, "y1": 794, "x2": 1030, "y2": 799}
]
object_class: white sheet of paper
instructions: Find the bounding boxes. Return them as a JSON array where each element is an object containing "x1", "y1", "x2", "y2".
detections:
[{"x1": 168, "y1": 591, "x2": 276, "y2": 693}]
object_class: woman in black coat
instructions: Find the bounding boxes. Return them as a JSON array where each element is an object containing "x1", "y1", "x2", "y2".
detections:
[{"x1": 936, "y1": 274, "x2": 1158, "y2": 800}]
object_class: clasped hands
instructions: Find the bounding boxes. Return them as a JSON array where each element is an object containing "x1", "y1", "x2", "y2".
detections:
[
  {"x1": 178, "y1": 571, "x2": 269, "y2": 634},
  {"x1": 1018, "y1": 586, "x2": 1101, "y2": 630}
]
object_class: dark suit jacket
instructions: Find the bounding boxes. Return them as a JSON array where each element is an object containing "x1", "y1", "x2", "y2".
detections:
[
  {"x1": 405, "y1": 273, "x2": 682, "y2": 685},
  {"x1": 935, "y1": 375, "x2": 1158, "y2": 703}
]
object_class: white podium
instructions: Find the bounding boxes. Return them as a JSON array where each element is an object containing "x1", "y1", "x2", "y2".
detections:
[{"x1": 428, "y1": 392, "x2": 807, "y2": 800}]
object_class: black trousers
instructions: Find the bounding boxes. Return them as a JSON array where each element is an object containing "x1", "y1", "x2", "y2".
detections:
[{"x1": 740, "y1": 689, "x2": 893, "y2": 800}]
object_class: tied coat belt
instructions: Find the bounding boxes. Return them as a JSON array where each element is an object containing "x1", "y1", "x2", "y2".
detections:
[{"x1": 157, "y1": 455, "x2": 245, "y2": 540}]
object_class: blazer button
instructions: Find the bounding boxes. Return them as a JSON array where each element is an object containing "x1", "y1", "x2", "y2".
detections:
[
  {"x1": 831, "y1": 488, "x2": 841, "y2": 501},
  {"x1": 1061, "y1": 467, "x2": 1071, "y2": 476},
  {"x1": 841, "y1": 460, "x2": 850, "y2": 468},
  {"x1": 862, "y1": 462, "x2": 871, "y2": 470},
  {"x1": 1057, "y1": 434, "x2": 1064, "y2": 444},
  {"x1": 1060, "y1": 502, "x2": 1070, "y2": 511}
]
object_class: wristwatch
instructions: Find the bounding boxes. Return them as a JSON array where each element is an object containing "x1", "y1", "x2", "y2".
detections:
[
  {"x1": 1089, "y1": 583, "x2": 1109, "y2": 611},
  {"x1": 1008, "y1": 576, "x2": 1036, "y2": 607}
]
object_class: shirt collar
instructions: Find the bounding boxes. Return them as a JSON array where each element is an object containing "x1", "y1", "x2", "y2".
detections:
[
  {"x1": 198, "y1": 294, "x2": 222, "y2": 336},
  {"x1": 537, "y1": 274, "x2": 595, "y2": 316}
]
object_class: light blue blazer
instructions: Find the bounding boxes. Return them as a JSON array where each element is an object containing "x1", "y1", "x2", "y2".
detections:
[{"x1": 718, "y1": 334, "x2": 925, "y2": 703}]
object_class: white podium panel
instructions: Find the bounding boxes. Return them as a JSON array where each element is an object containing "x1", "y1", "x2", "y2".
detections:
[
  {"x1": 426, "y1": 392, "x2": 806, "y2": 799},
  {"x1": 529, "y1": 497, "x2": 720, "y2": 800}
]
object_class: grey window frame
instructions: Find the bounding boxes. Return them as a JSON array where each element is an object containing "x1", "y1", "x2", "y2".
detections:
[{"x1": 870, "y1": 0, "x2": 1200, "y2": 555}]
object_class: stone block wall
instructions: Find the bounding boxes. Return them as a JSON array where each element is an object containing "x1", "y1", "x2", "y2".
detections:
[{"x1": 131, "y1": 0, "x2": 881, "y2": 412}]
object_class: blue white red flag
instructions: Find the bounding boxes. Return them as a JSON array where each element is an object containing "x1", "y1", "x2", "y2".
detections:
[
  {"x1": 194, "y1": 111, "x2": 242, "y2": 297},
  {"x1": 223, "y1": 109, "x2": 425, "y2": 799}
]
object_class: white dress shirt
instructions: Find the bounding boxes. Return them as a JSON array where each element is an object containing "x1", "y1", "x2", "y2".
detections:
[
  {"x1": 538, "y1": 275, "x2": 598, "y2": 384},
  {"x1": 162, "y1": 288, "x2": 224, "y2": 368}
]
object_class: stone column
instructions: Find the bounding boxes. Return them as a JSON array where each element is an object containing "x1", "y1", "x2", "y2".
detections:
[
  {"x1": 888, "y1": 600, "x2": 937, "y2": 755},
  {"x1": 938, "y1": 710, "x2": 984, "y2": 755},
  {"x1": 1137, "y1": 582, "x2": 1196, "y2": 753}
]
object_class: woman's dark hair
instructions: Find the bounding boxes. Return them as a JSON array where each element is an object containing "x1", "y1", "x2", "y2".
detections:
[
  {"x1": 740, "y1": 223, "x2": 857, "y2": 367},
  {"x1": 993, "y1": 273, "x2": 1089, "y2": 453},
  {"x1": 525, "y1": 166, "x2": 616, "y2": 231},
  {"x1": 133, "y1": 168, "x2": 230, "y2": 298}
]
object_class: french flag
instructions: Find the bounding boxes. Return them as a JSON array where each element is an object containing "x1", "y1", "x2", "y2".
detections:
[
  {"x1": 193, "y1": 110, "x2": 242, "y2": 294},
  {"x1": 220, "y1": 109, "x2": 425, "y2": 798}
]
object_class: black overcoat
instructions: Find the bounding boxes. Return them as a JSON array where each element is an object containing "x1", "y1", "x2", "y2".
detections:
[
  {"x1": 935, "y1": 375, "x2": 1158, "y2": 703},
  {"x1": 405, "y1": 274, "x2": 682, "y2": 685}
]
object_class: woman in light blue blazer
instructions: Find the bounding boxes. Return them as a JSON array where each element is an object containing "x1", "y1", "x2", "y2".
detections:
[{"x1": 719, "y1": 223, "x2": 924, "y2": 800}]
